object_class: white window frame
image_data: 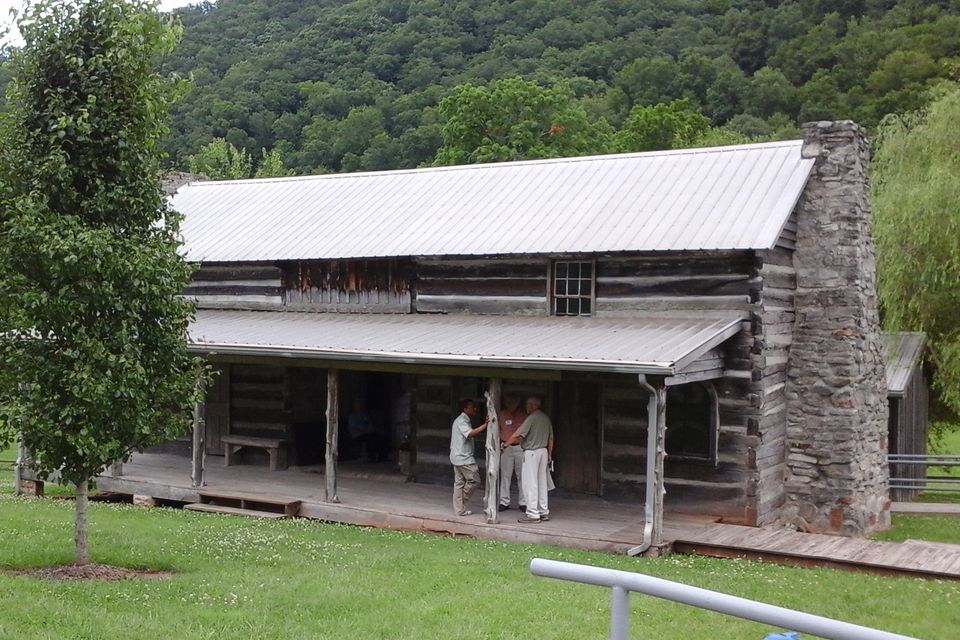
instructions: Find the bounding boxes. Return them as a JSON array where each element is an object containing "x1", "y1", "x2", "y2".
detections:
[{"x1": 551, "y1": 259, "x2": 596, "y2": 317}]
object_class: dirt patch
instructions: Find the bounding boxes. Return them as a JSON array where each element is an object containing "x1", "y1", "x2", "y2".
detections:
[{"x1": 4, "y1": 563, "x2": 174, "y2": 581}]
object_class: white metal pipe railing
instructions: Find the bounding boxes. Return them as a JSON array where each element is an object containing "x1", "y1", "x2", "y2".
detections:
[{"x1": 530, "y1": 558, "x2": 917, "y2": 640}]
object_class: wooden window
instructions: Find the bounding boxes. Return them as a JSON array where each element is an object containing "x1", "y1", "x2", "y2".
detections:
[
  {"x1": 553, "y1": 260, "x2": 594, "y2": 316},
  {"x1": 665, "y1": 382, "x2": 718, "y2": 463}
]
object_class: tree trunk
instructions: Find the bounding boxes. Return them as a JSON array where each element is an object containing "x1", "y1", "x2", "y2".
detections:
[
  {"x1": 483, "y1": 379, "x2": 502, "y2": 524},
  {"x1": 74, "y1": 479, "x2": 90, "y2": 565}
]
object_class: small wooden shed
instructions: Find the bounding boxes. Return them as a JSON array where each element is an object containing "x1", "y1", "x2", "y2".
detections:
[{"x1": 881, "y1": 331, "x2": 929, "y2": 501}]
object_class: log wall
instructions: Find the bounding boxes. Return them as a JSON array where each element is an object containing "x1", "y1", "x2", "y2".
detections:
[
  {"x1": 412, "y1": 375, "x2": 551, "y2": 484},
  {"x1": 751, "y1": 245, "x2": 796, "y2": 525},
  {"x1": 414, "y1": 258, "x2": 549, "y2": 315},
  {"x1": 595, "y1": 252, "x2": 756, "y2": 316},
  {"x1": 187, "y1": 248, "x2": 798, "y2": 522},
  {"x1": 185, "y1": 263, "x2": 283, "y2": 307},
  {"x1": 229, "y1": 364, "x2": 291, "y2": 441}
]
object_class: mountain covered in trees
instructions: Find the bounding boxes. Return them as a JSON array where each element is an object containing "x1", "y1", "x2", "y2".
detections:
[{"x1": 150, "y1": 0, "x2": 960, "y2": 174}]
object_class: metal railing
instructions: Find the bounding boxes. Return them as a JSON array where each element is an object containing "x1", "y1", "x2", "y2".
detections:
[
  {"x1": 530, "y1": 558, "x2": 916, "y2": 640},
  {"x1": 889, "y1": 454, "x2": 960, "y2": 493}
]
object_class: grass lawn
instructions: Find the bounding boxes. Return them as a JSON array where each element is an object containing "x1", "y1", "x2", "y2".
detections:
[
  {"x1": 0, "y1": 494, "x2": 957, "y2": 639},
  {"x1": 913, "y1": 423, "x2": 960, "y2": 503}
]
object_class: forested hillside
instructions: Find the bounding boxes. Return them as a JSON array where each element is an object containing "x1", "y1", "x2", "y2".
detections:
[{"x1": 153, "y1": 0, "x2": 960, "y2": 173}]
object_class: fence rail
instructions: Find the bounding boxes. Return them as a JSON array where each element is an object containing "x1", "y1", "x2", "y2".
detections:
[
  {"x1": 888, "y1": 454, "x2": 960, "y2": 494},
  {"x1": 530, "y1": 558, "x2": 916, "y2": 640}
]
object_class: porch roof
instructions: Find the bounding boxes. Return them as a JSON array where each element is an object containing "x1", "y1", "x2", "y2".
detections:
[
  {"x1": 881, "y1": 331, "x2": 926, "y2": 397},
  {"x1": 188, "y1": 309, "x2": 742, "y2": 376}
]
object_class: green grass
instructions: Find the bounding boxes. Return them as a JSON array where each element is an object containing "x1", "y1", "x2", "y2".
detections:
[
  {"x1": 0, "y1": 440, "x2": 75, "y2": 498},
  {"x1": 873, "y1": 514, "x2": 960, "y2": 545},
  {"x1": 0, "y1": 441, "x2": 16, "y2": 495},
  {"x1": 914, "y1": 424, "x2": 960, "y2": 503},
  {"x1": 0, "y1": 496, "x2": 957, "y2": 639}
]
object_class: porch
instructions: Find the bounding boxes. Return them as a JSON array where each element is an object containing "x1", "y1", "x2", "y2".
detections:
[
  {"x1": 89, "y1": 452, "x2": 960, "y2": 580},
  {"x1": 97, "y1": 451, "x2": 716, "y2": 554}
]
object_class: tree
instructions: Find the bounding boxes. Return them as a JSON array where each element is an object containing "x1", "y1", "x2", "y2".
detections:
[
  {"x1": 434, "y1": 77, "x2": 613, "y2": 165},
  {"x1": 187, "y1": 137, "x2": 253, "y2": 179},
  {"x1": 0, "y1": 0, "x2": 207, "y2": 564},
  {"x1": 872, "y1": 84, "x2": 960, "y2": 418},
  {"x1": 187, "y1": 138, "x2": 291, "y2": 178},
  {"x1": 255, "y1": 148, "x2": 292, "y2": 178},
  {"x1": 615, "y1": 99, "x2": 711, "y2": 152}
]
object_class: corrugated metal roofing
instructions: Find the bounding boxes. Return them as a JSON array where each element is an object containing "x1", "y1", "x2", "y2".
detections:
[
  {"x1": 173, "y1": 141, "x2": 815, "y2": 262},
  {"x1": 881, "y1": 331, "x2": 926, "y2": 397},
  {"x1": 189, "y1": 310, "x2": 743, "y2": 375}
]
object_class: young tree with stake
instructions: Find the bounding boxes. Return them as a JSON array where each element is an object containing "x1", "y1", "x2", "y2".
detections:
[{"x1": 0, "y1": 0, "x2": 207, "y2": 564}]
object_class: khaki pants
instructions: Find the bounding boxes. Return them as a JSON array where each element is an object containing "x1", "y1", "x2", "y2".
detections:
[
  {"x1": 452, "y1": 463, "x2": 480, "y2": 514},
  {"x1": 499, "y1": 444, "x2": 524, "y2": 507}
]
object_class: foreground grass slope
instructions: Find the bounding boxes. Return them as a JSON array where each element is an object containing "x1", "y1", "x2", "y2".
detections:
[{"x1": 0, "y1": 494, "x2": 956, "y2": 639}]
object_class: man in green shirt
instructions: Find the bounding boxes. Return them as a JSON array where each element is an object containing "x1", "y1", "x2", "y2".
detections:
[
  {"x1": 449, "y1": 398, "x2": 488, "y2": 516},
  {"x1": 506, "y1": 396, "x2": 554, "y2": 523}
]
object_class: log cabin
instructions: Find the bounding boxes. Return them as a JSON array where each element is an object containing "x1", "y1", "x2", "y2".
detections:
[{"x1": 20, "y1": 121, "x2": 895, "y2": 546}]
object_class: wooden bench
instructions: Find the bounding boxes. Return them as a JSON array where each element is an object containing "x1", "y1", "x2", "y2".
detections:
[{"x1": 221, "y1": 435, "x2": 288, "y2": 471}]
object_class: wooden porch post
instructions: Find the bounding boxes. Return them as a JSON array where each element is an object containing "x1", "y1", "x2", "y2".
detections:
[
  {"x1": 191, "y1": 400, "x2": 206, "y2": 488},
  {"x1": 483, "y1": 378, "x2": 502, "y2": 524},
  {"x1": 325, "y1": 368, "x2": 341, "y2": 503},
  {"x1": 651, "y1": 378, "x2": 668, "y2": 548}
]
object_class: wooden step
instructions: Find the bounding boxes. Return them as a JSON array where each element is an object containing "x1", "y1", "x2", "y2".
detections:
[
  {"x1": 184, "y1": 502, "x2": 289, "y2": 519},
  {"x1": 195, "y1": 490, "x2": 301, "y2": 516}
]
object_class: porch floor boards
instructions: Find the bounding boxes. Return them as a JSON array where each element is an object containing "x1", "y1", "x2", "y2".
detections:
[
  {"x1": 673, "y1": 523, "x2": 960, "y2": 580},
  {"x1": 100, "y1": 453, "x2": 704, "y2": 554},
  {"x1": 94, "y1": 453, "x2": 960, "y2": 579}
]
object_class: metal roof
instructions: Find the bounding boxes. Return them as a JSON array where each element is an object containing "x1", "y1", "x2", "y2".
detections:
[
  {"x1": 189, "y1": 310, "x2": 743, "y2": 375},
  {"x1": 173, "y1": 141, "x2": 815, "y2": 262},
  {"x1": 881, "y1": 331, "x2": 926, "y2": 397}
]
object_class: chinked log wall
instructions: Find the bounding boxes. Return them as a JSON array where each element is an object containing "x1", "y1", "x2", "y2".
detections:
[
  {"x1": 415, "y1": 258, "x2": 549, "y2": 315},
  {"x1": 186, "y1": 260, "x2": 413, "y2": 312},
  {"x1": 185, "y1": 264, "x2": 283, "y2": 307},
  {"x1": 413, "y1": 374, "x2": 549, "y2": 483},
  {"x1": 229, "y1": 364, "x2": 291, "y2": 441},
  {"x1": 185, "y1": 247, "x2": 795, "y2": 524},
  {"x1": 752, "y1": 233, "x2": 797, "y2": 526},
  {"x1": 409, "y1": 252, "x2": 790, "y2": 524}
]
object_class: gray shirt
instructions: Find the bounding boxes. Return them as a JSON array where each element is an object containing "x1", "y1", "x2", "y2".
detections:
[
  {"x1": 516, "y1": 409, "x2": 553, "y2": 450},
  {"x1": 449, "y1": 412, "x2": 476, "y2": 465}
]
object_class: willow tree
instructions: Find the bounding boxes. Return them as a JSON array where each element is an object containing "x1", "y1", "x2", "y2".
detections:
[
  {"x1": 0, "y1": 0, "x2": 206, "y2": 564},
  {"x1": 873, "y1": 84, "x2": 960, "y2": 419}
]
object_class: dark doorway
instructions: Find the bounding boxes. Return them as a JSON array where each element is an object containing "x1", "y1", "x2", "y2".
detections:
[{"x1": 341, "y1": 371, "x2": 394, "y2": 463}]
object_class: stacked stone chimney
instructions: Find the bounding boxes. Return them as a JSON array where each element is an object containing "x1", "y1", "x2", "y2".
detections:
[{"x1": 781, "y1": 121, "x2": 890, "y2": 536}]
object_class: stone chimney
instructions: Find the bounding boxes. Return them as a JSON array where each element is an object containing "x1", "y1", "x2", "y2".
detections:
[
  {"x1": 781, "y1": 121, "x2": 890, "y2": 536},
  {"x1": 161, "y1": 171, "x2": 206, "y2": 197}
]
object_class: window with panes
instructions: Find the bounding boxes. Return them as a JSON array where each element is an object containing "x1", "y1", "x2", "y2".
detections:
[{"x1": 553, "y1": 261, "x2": 594, "y2": 316}]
